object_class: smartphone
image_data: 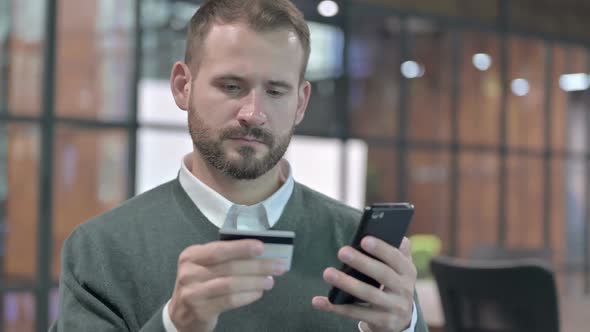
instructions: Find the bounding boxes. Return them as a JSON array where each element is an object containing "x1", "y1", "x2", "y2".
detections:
[{"x1": 328, "y1": 202, "x2": 415, "y2": 305}]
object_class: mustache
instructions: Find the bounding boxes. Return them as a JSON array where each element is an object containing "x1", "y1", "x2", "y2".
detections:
[{"x1": 220, "y1": 126, "x2": 274, "y2": 145}]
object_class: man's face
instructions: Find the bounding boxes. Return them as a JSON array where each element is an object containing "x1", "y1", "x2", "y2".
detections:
[{"x1": 187, "y1": 23, "x2": 309, "y2": 180}]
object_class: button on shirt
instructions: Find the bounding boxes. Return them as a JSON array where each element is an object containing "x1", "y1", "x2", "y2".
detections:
[{"x1": 162, "y1": 154, "x2": 417, "y2": 332}]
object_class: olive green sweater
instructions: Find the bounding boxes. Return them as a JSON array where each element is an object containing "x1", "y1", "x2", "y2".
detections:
[{"x1": 50, "y1": 178, "x2": 429, "y2": 332}]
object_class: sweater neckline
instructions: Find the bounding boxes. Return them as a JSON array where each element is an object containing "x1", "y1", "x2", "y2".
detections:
[{"x1": 170, "y1": 177, "x2": 303, "y2": 234}]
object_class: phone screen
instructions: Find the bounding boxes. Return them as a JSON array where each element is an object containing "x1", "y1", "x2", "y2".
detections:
[{"x1": 328, "y1": 203, "x2": 414, "y2": 305}]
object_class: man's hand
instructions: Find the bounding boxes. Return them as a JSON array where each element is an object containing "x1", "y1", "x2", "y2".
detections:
[
  {"x1": 312, "y1": 237, "x2": 417, "y2": 332},
  {"x1": 169, "y1": 240, "x2": 287, "y2": 332}
]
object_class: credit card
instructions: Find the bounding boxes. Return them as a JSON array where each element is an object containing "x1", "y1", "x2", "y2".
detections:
[{"x1": 218, "y1": 228, "x2": 295, "y2": 271}]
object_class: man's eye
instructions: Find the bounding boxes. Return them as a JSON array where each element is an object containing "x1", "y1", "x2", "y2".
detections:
[
  {"x1": 267, "y1": 89, "x2": 284, "y2": 97},
  {"x1": 223, "y1": 84, "x2": 241, "y2": 92}
]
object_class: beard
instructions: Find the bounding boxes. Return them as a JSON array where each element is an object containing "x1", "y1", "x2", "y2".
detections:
[{"x1": 187, "y1": 107, "x2": 293, "y2": 180}]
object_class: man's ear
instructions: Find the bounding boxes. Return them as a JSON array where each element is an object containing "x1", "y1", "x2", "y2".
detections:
[
  {"x1": 170, "y1": 61, "x2": 193, "y2": 111},
  {"x1": 294, "y1": 80, "x2": 311, "y2": 125}
]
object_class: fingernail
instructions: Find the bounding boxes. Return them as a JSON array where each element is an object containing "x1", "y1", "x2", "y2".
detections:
[
  {"x1": 252, "y1": 243, "x2": 264, "y2": 256},
  {"x1": 400, "y1": 237, "x2": 411, "y2": 254},
  {"x1": 340, "y1": 248, "x2": 353, "y2": 262},
  {"x1": 264, "y1": 276, "x2": 274, "y2": 290},
  {"x1": 272, "y1": 261, "x2": 287, "y2": 275},
  {"x1": 363, "y1": 237, "x2": 376, "y2": 251},
  {"x1": 313, "y1": 297, "x2": 329, "y2": 309},
  {"x1": 325, "y1": 270, "x2": 339, "y2": 283}
]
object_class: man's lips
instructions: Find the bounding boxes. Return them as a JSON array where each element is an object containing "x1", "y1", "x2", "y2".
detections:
[{"x1": 228, "y1": 136, "x2": 265, "y2": 144}]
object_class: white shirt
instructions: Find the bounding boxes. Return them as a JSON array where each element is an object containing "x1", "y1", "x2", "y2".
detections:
[
  {"x1": 178, "y1": 154, "x2": 294, "y2": 230},
  {"x1": 163, "y1": 154, "x2": 417, "y2": 332}
]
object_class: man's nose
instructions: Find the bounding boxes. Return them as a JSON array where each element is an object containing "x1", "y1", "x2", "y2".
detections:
[{"x1": 237, "y1": 90, "x2": 267, "y2": 127}]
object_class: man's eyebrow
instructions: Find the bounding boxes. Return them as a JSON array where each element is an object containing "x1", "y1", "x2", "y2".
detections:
[
  {"x1": 268, "y1": 80, "x2": 293, "y2": 90},
  {"x1": 212, "y1": 75, "x2": 245, "y2": 82},
  {"x1": 212, "y1": 75, "x2": 293, "y2": 89}
]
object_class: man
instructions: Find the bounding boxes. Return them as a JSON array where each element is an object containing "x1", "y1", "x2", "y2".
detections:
[{"x1": 51, "y1": 0, "x2": 428, "y2": 331}]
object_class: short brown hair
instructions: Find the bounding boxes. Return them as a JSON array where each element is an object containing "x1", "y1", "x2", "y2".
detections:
[{"x1": 184, "y1": 0, "x2": 311, "y2": 80}]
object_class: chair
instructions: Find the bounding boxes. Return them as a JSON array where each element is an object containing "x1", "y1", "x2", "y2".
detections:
[
  {"x1": 430, "y1": 256, "x2": 559, "y2": 332},
  {"x1": 469, "y1": 245, "x2": 552, "y2": 263}
]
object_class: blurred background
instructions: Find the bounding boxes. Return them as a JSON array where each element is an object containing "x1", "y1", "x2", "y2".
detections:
[{"x1": 1, "y1": 0, "x2": 589, "y2": 331}]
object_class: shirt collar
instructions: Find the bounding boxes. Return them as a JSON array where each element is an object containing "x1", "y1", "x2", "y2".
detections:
[{"x1": 178, "y1": 153, "x2": 294, "y2": 229}]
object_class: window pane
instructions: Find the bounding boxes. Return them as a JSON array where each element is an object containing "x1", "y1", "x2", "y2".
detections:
[
  {"x1": 569, "y1": 47, "x2": 588, "y2": 74},
  {"x1": 305, "y1": 22, "x2": 344, "y2": 82},
  {"x1": 458, "y1": 152, "x2": 499, "y2": 256},
  {"x1": 0, "y1": 0, "x2": 8, "y2": 114},
  {"x1": 55, "y1": 0, "x2": 135, "y2": 121},
  {"x1": 3, "y1": 291, "x2": 35, "y2": 332},
  {"x1": 551, "y1": 159, "x2": 566, "y2": 268},
  {"x1": 52, "y1": 126, "x2": 129, "y2": 281},
  {"x1": 459, "y1": 31, "x2": 501, "y2": 145},
  {"x1": 139, "y1": 0, "x2": 195, "y2": 126},
  {"x1": 554, "y1": 159, "x2": 589, "y2": 297},
  {"x1": 349, "y1": 15, "x2": 402, "y2": 138},
  {"x1": 285, "y1": 136, "x2": 367, "y2": 210},
  {"x1": 293, "y1": 20, "x2": 346, "y2": 136},
  {"x1": 564, "y1": 159, "x2": 586, "y2": 266},
  {"x1": 548, "y1": 160, "x2": 590, "y2": 301},
  {"x1": 456, "y1": 0, "x2": 499, "y2": 23},
  {"x1": 1, "y1": 124, "x2": 39, "y2": 285},
  {"x1": 5, "y1": 0, "x2": 46, "y2": 116},
  {"x1": 407, "y1": 150, "x2": 450, "y2": 249},
  {"x1": 141, "y1": 0, "x2": 195, "y2": 81},
  {"x1": 136, "y1": 128, "x2": 192, "y2": 194},
  {"x1": 298, "y1": 78, "x2": 343, "y2": 136},
  {"x1": 138, "y1": 79, "x2": 186, "y2": 126},
  {"x1": 552, "y1": 46, "x2": 590, "y2": 152},
  {"x1": 506, "y1": 37, "x2": 545, "y2": 149},
  {"x1": 506, "y1": 156, "x2": 544, "y2": 248},
  {"x1": 407, "y1": 19, "x2": 452, "y2": 142},
  {"x1": 551, "y1": 46, "x2": 568, "y2": 150},
  {"x1": 566, "y1": 92, "x2": 589, "y2": 156},
  {"x1": 49, "y1": 287, "x2": 58, "y2": 327},
  {"x1": 364, "y1": 146, "x2": 399, "y2": 203}
]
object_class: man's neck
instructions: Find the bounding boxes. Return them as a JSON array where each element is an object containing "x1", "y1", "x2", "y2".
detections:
[{"x1": 189, "y1": 151, "x2": 284, "y2": 205}]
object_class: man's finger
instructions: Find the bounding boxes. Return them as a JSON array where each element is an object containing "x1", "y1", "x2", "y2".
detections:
[
  {"x1": 322, "y1": 268, "x2": 392, "y2": 309},
  {"x1": 197, "y1": 276, "x2": 275, "y2": 299},
  {"x1": 179, "y1": 240, "x2": 264, "y2": 266},
  {"x1": 337, "y1": 246, "x2": 402, "y2": 290},
  {"x1": 210, "y1": 259, "x2": 287, "y2": 277},
  {"x1": 360, "y1": 236, "x2": 415, "y2": 277},
  {"x1": 176, "y1": 259, "x2": 285, "y2": 290},
  {"x1": 399, "y1": 237, "x2": 412, "y2": 258},
  {"x1": 201, "y1": 291, "x2": 266, "y2": 318},
  {"x1": 312, "y1": 296, "x2": 374, "y2": 321}
]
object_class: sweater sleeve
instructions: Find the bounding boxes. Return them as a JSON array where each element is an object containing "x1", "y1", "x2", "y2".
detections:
[{"x1": 49, "y1": 227, "x2": 166, "y2": 332}]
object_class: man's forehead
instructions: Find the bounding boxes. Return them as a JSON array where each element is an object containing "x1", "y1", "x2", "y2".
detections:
[
  {"x1": 205, "y1": 22, "x2": 301, "y2": 48},
  {"x1": 197, "y1": 23, "x2": 305, "y2": 79}
]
